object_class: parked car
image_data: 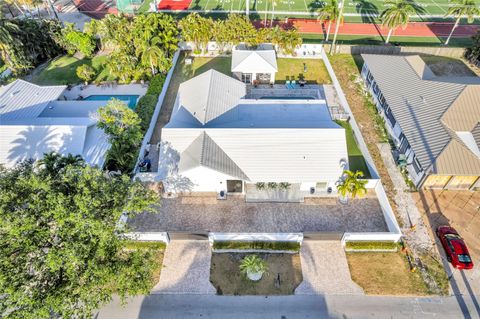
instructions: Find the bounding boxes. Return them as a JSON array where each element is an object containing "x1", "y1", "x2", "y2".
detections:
[{"x1": 436, "y1": 226, "x2": 474, "y2": 270}]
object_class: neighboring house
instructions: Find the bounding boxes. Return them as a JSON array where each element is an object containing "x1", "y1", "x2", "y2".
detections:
[
  {"x1": 158, "y1": 69, "x2": 348, "y2": 195},
  {"x1": 231, "y1": 49, "x2": 278, "y2": 84},
  {"x1": 0, "y1": 80, "x2": 110, "y2": 168},
  {"x1": 361, "y1": 54, "x2": 480, "y2": 190}
]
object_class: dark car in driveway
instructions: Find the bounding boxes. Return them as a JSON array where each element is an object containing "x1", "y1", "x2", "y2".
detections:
[{"x1": 437, "y1": 226, "x2": 474, "y2": 270}]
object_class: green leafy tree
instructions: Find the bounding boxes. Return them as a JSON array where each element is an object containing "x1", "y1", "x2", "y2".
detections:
[
  {"x1": 336, "y1": 170, "x2": 368, "y2": 203},
  {"x1": 380, "y1": 0, "x2": 416, "y2": 43},
  {"x1": 464, "y1": 29, "x2": 480, "y2": 66},
  {"x1": 179, "y1": 13, "x2": 213, "y2": 53},
  {"x1": 0, "y1": 157, "x2": 158, "y2": 319},
  {"x1": 76, "y1": 64, "x2": 96, "y2": 84},
  {"x1": 97, "y1": 99, "x2": 143, "y2": 172},
  {"x1": 316, "y1": 0, "x2": 340, "y2": 41},
  {"x1": 444, "y1": 0, "x2": 479, "y2": 45},
  {"x1": 63, "y1": 23, "x2": 96, "y2": 57}
]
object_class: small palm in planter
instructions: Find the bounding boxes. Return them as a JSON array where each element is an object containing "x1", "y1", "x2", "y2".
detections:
[
  {"x1": 239, "y1": 255, "x2": 268, "y2": 281},
  {"x1": 337, "y1": 170, "x2": 367, "y2": 204}
]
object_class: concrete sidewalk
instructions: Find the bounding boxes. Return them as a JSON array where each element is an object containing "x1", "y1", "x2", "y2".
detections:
[{"x1": 153, "y1": 240, "x2": 216, "y2": 295}]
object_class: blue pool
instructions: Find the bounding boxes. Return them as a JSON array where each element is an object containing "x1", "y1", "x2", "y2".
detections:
[{"x1": 83, "y1": 95, "x2": 139, "y2": 109}]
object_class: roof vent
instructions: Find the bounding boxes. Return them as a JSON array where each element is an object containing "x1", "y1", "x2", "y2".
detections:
[{"x1": 420, "y1": 95, "x2": 427, "y2": 104}]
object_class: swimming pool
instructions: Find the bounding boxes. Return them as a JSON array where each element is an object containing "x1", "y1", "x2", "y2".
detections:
[{"x1": 83, "y1": 95, "x2": 139, "y2": 109}]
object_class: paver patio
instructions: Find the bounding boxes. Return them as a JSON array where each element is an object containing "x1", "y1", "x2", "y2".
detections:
[{"x1": 128, "y1": 195, "x2": 388, "y2": 233}]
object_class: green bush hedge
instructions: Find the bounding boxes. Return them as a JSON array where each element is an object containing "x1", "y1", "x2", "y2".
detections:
[
  {"x1": 213, "y1": 241, "x2": 301, "y2": 251},
  {"x1": 345, "y1": 241, "x2": 398, "y2": 251},
  {"x1": 123, "y1": 241, "x2": 166, "y2": 250},
  {"x1": 147, "y1": 74, "x2": 166, "y2": 95},
  {"x1": 135, "y1": 94, "x2": 158, "y2": 132}
]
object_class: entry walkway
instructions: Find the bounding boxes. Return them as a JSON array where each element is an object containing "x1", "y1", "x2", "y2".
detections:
[
  {"x1": 153, "y1": 240, "x2": 216, "y2": 295},
  {"x1": 295, "y1": 241, "x2": 363, "y2": 295}
]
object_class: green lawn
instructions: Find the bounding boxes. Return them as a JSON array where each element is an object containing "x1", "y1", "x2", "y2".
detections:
[
  {"x1": 335, "y1": 120, "x2": 371, "y2": 178},
  {"x1": 275, "y1": 58, "x2": 331, "y2": 84},
  {"x1": 30, "y1": 55, "x2": 114, "y2": 86}
]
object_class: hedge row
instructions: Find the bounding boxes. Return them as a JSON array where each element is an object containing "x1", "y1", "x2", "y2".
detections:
[
  {"x1": 345, "y1": 241, "x2": 398, "y2": 251},
  {"x1": 123, "y1": 241, "x2": 166, "y2": 250},
  {"x1": 135, "y1": 73, "x2": 166, "y2": 133},
  {"x1": 212, "y1": 241, "x2": 301, "y2": 251}
]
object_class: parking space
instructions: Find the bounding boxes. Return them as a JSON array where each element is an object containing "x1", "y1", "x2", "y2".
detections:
[
  {"x1": 414, "y1": 190, "x2": 480, "y2": 295},
  {"x1": 128, "y1": 194, "x2": 388, "y2": 233}
]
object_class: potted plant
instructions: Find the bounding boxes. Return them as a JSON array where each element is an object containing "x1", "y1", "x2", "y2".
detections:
[
  {"x1": 336, "y1": 170, "x2": 368, "y2": 204},
  {"x1": 240, "y1": 255, "x2": 268, "y2": 281}
]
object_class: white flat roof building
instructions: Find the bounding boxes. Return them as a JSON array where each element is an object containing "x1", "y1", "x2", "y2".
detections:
[{"x1": 0, "y1": 80, "x2": 110, "y2": 168}]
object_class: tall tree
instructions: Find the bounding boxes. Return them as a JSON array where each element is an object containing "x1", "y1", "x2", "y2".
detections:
[
  {"x1": 316, "y1": 0, "x2": 340, "y2": 41},
  {"x1": 0, "y1": 157, "x2": 158, "y2": 319},
  {"x1": 330, "y1": 0, "x2": 345, "y2": 53},
  {"x1": 444, "y1": 0, "x2": 479, "y2": 45},
  {"x1": 179, "y1": 13, "x2": 213, "y2": 53},
  {"x1": 380, "y1": 0, "x2": 416, "y2": 43}
]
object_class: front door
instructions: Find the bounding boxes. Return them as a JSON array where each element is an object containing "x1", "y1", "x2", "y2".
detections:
[{"x1": 241, "y1": 73, "x2": 252, "y2": 84}]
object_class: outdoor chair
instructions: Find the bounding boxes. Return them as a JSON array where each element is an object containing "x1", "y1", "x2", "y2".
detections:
[
  {"x1": 291, "y1": 80, "x2": 297, "y2": 89},
  {"x1": 285, "y1": 80, "x2": 291, "y2": 89}
]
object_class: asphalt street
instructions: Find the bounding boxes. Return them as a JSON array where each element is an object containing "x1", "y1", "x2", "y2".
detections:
[{"x1": 96, "y1": 293, "x2": 480, "y2": 319}]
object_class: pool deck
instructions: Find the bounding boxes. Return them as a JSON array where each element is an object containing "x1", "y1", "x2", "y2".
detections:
[{"x1": 63, "y1": 83, "x2": 148, "y2": 101}]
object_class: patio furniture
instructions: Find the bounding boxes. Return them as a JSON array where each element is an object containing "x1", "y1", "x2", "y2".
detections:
[
  {"x1": 285, "y1": 80, "x2": 291, "y2": 89},
  {"x1": 139, "y1": 158, "x2": 151, "y2": 172},
  {"x1": 397, "y1": 154, "x2": 407, "y2": 168},
  {"x1": 291, "y1": 80, "x2": 297, "y2": 88},
  {"x1": 299, "y1": 79, "x2": 307, "y2": 87}
]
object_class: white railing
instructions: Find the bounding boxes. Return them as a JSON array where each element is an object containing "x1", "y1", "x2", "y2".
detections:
[
  {"x1": 342, "y1": 232, "x2": 402, "y2": 243},
  {"x1": 133, "y1": 50, "x2": 181, "y2": 175}
]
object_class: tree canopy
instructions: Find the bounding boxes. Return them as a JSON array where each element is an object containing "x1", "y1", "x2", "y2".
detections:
[{"x1": 0, "y1": 156, "x2": 158, "y2": 319}]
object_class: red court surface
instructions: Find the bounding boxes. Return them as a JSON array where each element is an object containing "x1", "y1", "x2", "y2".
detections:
[
  {"x1": 257, "y1": 19, "x2": 480, "y2": 38},
  {"x1": 158, "y1": 0, "x2": 193, "y2": 10}
]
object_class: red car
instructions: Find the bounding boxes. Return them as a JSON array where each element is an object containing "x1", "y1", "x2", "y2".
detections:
[{"x1": 436, "y1": 226, "x2": 474, "y2": 270}]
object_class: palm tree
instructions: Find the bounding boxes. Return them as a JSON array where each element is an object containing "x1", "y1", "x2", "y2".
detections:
[
  {"x1": 330, "y1": 0, "x2": 345, "y2": 53},
  {"x1": 444, "y1": 0, "x2": 480, "y2": 45},
  {"x1": 239, "y1": 255, "x2": 268, "y2": 281},
  {"x1": 137, "y1": 36, "x2": 167, "y2": 75},
  {"x1": 316, "y1": 0, "x2": 340, "y2": 42},
  {"x1": 380, "y1": 0, "x2": 416, "y2": 44},
  {"x1": 336, "y1": 170, "x2": 368, "y2": 203}
]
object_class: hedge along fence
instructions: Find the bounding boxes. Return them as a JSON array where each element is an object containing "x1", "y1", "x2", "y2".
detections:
[
  {"x1": 212, "y1": 241, "x2": 301, "y2": 252},
  {"x1": 134, "y1": 74, "x2": 166, "y2": 132},
  {"x1": 345, "y1": 241, "x2": 399, "y2": 252}
]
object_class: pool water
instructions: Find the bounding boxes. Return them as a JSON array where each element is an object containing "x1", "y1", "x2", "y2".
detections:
[{"x1": 83, "y1": 95, "x2": 139, "y2": 109}]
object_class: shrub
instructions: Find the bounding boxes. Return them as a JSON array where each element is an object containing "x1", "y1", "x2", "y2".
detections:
[
  {"x1": 64, "y1": 27, "x2": 96, "y2": 57},
  {"x1": 267, "y1": 182, "x2": 278, "y2": 189},
  {"x1": 147, "y1": 74, "x2": 166, "y2": 95},
  {"x1": 345, "y1": 241, "x2": 398, "y2": 251},
  {"x1": 213, "y1": 241, "x2": 300, "y2": 251},
  {"x1": 239, "y1": 255, "x2": 268, "y2": 279},
  {"x1": 279, "y1": 182, "x2": 291, "y2": 190},
  {"x1": 123, "y1": 241, "x2": 166, "y2": 250},
  {"x1": 255, "y1": 182, "x2": 266, "y2": 190},
  {"x1": 135, "y1": 94, "x2": 158, "y2": 132}
]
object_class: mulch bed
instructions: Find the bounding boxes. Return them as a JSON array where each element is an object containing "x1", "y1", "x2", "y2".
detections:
[{"x1": 210, "y1": 252, "x2": 302, "y2": 295}]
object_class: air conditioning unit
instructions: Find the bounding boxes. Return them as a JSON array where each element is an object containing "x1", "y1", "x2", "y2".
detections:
[{"x1": 217, "y1": 190, "x2": 227, "y2": 200}]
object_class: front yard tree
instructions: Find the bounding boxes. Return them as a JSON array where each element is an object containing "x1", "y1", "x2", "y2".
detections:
[
  {"x1": 76, "y1": 64, "x2": 95, "y2": 84},
  {"x1": 337, "y1": 169, "x2": 368, "y2": 203},
  {"x1": 0, "y1": 157, "x2": 158, "y2": 319},
  {"x1": 444, "y1": 0, "x2": 479, "y2": 45},
  {"x1": 380, "y1": 0, "x2": 416, "y2": 44}
]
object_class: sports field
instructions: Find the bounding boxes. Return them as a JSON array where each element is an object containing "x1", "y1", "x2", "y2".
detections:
[{"x1": 159, "y1": 0, "x2": 473, "y2": 22}]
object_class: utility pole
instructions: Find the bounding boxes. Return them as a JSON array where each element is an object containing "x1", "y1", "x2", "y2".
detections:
[{"x1": 329, "y1": 0, "x2": 343, "y2": 54}]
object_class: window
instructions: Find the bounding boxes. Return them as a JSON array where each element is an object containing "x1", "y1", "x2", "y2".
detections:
[
  {"x1": 241, "y1": 73, "x2": 252, "y2": 83},
  {"x1": 412, "y1": 157, "x2": 422, "y2": 174}
]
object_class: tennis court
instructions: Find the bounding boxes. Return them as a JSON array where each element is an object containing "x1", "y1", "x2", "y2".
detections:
[{"x1": 159, "y1": 0, "x2": 467, "y2": 22}]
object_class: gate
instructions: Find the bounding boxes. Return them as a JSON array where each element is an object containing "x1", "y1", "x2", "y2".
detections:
[
  {"x1": 168, "y1": 231, "x2": 209, "y2": 240},
  {"x1": 303, "y1": 232, "x2": 345, "y2": 241}
]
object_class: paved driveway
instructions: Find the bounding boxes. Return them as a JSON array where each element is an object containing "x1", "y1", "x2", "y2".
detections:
[
  {"x1": 295, "y1": 241, "x2": 363, "y2": 295},
  {"x1": 129, "y1": 195, "x2": 388, "y2": 233},
  {"x1": 153, "y1": 240, "x2": 216, "y2": 295}
]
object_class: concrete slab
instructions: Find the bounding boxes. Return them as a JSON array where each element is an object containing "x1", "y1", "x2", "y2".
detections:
[
  {"x1": 295, "y1": 241, "x2": 363, "y2": 295},
  {"x1": 153, "y1": 240, "x2": 216, "y2": 295}
]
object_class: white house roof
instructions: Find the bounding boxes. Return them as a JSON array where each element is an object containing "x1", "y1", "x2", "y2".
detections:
[
  {"x1": 161, "y1": 71, "x2": 348, "y2": 183},
  {"x1": 0, "y1": 80, "x2": 66, "y2": 121},
  {"x1": 231, "y1": 50, "x2": 278, "y2": 73},
  {"x1": 0, "y1": 80, "x2": 109, "y2": 168},
  {"x1": 177, "y1": 70, "x2": 246, "y2": 125}
]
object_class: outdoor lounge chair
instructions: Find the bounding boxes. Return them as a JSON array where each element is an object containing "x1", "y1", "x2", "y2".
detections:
[
  {"x1": 291, "y1": 80, "x2": 297, "y2": 89},
  {"x1": 285, "y1": 80, "x2": 291, "y2": 89}
]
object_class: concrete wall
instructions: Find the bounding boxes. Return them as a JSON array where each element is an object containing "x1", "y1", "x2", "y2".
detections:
[
  {"x1": 327, "y1": 43, "x2": 466, "y2": 58},
  {"x1": 209, "y1": 233, "x2": 304, "y2": 245}
]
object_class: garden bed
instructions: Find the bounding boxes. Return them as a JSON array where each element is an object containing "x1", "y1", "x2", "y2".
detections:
[
  {"x1": 210, "y1": 252, "x2": 302, "y2": 295},
  {"x1": 345, "y1": 241, "x2": 398, "y2": 252},
  {"x1": 213, "y1": 241, "x2": 301, "y2": 251}
]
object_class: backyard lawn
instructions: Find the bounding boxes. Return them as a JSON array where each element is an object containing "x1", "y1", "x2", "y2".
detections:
[
  {"x1": 29, "y1": 55, "x2": 114, "y2": 86},
  {"x1": 275, "y1": 58, "x2": 331, "y2": 84},
  {"x1": 335, "y1": 120, "x2": 370, "y2": 178}
]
